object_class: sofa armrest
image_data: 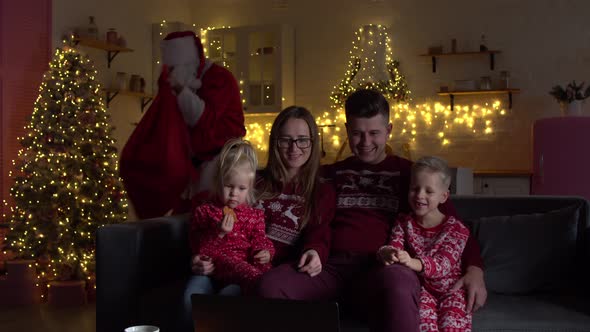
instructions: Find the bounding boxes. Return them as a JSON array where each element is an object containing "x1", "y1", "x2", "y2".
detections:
[{"x1": 96, "y1": 214, "x2": 191, "y2": 332}]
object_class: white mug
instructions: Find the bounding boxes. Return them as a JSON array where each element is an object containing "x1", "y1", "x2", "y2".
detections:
[{"x1": 124, "y1": 326, "x2": 160, "y2": 332}]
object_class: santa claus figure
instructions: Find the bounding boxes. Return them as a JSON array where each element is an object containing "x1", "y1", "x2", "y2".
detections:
[{"x1": 120, "y1": 31, "x2": 246, "y2": 219}]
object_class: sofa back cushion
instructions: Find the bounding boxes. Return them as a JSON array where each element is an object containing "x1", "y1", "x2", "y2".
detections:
[{"x1": 464, "y1": 205, "x2": 579, "y2": 294}]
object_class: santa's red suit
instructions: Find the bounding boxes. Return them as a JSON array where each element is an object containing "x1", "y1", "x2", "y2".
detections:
[{"x1": 120, "y1": 31, "x2": 246, "y2": 219}]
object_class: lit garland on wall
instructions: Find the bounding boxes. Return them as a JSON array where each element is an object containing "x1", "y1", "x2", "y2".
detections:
[
  {"x1": 315, "y1": 100, "x2": 505, "y2": 151},
  {"x1": 2, "y1": 37, "x2": 128, "y2": 287}
]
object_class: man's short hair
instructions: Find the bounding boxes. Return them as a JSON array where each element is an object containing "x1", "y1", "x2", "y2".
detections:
[
  {"x1": 411, "y1": 156, "x2": 452, "y2": 189},
  {"x1": 344, "y1": 89, "x2": 390, "y2": 121}
]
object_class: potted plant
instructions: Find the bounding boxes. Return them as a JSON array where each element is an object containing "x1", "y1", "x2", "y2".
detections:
[{"x1": 549, "y1": 80, "x2": 590, "y2": 116}]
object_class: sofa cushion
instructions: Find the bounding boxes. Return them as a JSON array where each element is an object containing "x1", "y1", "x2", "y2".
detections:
[
  {"x1": 473, "y1": 293, "x2": 590, "y2": 331},
  {"x1": 465, "y1": 205, "x2": 579, "y2": 294}
]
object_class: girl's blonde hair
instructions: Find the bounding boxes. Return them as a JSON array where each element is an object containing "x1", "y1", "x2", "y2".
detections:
[
  {"x1": 212, "y1": 138, "x2": 258, "y2": 205},
  {"x1": 257, "y1": 106, "x2": 321, "y2": 229}
]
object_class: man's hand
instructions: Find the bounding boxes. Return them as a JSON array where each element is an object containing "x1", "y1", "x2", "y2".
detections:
[
  {"x1": 451, "y1": 265, "x2": 487, "y2": 313},
  {"x1": 298, "y1": 250, "x2": 322, "y2": 277},
  {"x1": 253, "y1": 250, "x2": 271, "y2": 264},
  {"x1": 377, "y1": 245, "x2": 399, "y2": 265},
  {"x1": 219, "y1": 213, "x2": 235, "y2": 236},
  {"x1": 191, "y1": 255, "x2": 214, "y2": 276}
]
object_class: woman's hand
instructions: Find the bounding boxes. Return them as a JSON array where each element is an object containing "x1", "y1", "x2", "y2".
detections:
[
  {"x1": 191, "y1": 255, "x2": 215, "y2": 276},
  {"x1": 298, "y1": 249, "x2": 322, "y2": 277},
  {"x1": 253, "y1": 250, "x2": 271, "y2": 264}
]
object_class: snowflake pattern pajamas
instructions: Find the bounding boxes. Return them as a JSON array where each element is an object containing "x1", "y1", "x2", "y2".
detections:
[
  {"x1": 389, "y1": 214, "x2": 471, "y2": 332},
  {"x1": 190, "y1": 202, "x2": 275, "y2": 292}
]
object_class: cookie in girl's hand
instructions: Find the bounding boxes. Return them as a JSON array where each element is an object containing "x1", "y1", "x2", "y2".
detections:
[{"x1": 223, "y1": 206, "x2": 236, "y2": 220}]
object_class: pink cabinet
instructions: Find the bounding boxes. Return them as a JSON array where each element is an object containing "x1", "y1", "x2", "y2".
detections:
[{"x1": 532, "y1": 116, "x2": 590, "y2": 200}]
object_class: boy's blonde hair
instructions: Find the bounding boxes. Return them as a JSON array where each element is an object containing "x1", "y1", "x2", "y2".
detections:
[
  {"x1": 212, "y1": 138, "x2": 258, "y2": 205},
  {"x1": 411, "y1": 156, "x2": 452, "y2": 189}
]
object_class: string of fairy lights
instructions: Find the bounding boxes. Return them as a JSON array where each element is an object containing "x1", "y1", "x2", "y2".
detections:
[
  {"x1": 155, "y1": 21, "x2": 507, "y2": 155},
  {"x1": 2, "y1": 38, "x2": 128, "y2": 292}
]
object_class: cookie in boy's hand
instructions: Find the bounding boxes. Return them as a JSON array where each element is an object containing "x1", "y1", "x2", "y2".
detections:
[{"x1": 223, "y1": 206, "x2": 236, "y2": 220}]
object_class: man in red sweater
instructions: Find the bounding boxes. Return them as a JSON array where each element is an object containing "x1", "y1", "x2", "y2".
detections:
[{"x1": 257, "y1": 89, "x2": 487, "y2": 332}]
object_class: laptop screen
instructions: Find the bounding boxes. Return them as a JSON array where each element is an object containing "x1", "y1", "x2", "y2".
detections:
[{"x1": 191, "y1": 294, "x2": 340, "y2": 332}]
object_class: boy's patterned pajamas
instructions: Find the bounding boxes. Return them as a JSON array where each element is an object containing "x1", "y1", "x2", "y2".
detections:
[{"x1": 390, "y1": 214, "x2": 471, "y2": 332}]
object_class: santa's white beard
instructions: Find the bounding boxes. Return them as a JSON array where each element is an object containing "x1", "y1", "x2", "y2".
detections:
[{"x1": 168, "y1": 63, "x2": 198, "y2": 87}]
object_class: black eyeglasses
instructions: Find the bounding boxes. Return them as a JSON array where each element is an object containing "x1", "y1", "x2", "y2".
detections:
[{"x1": 277, "y1": 137, "x2": 312, "y2": 148}]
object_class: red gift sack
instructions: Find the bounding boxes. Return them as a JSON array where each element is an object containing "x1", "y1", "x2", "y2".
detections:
[{"x1": 120, "y1": 67, "x2": 193, "y2": 219}]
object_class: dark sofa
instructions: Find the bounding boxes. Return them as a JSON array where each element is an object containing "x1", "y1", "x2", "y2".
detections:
[{"x1": 97, "y1": 196, "x2": 590, "y2": 332}]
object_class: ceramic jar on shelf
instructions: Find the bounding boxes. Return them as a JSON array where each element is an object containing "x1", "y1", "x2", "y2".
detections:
[
  {"x1": 106, "y1": 28, "x2": 118, "y2": 44},
  {"x1": 113, "y1": 72, "x2": 128, "y2": 91}
]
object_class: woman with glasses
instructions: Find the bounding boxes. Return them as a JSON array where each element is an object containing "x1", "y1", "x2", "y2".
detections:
[{"x1": 255, "y1": 106, "x2": 336, "y2": 274}]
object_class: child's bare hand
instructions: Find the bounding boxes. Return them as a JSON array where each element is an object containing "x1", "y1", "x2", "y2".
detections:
[
  {"x1": 253, "y1": 250, "x2": 271, "y2": 264},
  {"x1": 219, "y1": 213, "x2": 235, "y2": 236},
  {"x1": 395, "y1": 250, "x2": 412, "y2": 266},
  {"x1": 378, "y1": 245, "x2": 399, "y2": 265}
]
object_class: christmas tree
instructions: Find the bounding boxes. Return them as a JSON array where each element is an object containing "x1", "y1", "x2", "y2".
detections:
[
  {"x1": 320, "y1": 24, "x2": 413, "y2": 160},
  {"x1": 3, "y1": 37, "x2": 128, "y2": 281},
  {"x1": 330, "y1": 24, "x2": 411, "y2": 111}
]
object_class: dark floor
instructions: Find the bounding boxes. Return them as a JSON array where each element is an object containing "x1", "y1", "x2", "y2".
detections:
[{"x1": 0, "y1": 303, "x2": 95, "y2": 332}]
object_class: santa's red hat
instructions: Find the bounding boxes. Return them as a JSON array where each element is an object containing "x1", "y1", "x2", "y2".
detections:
[{"x1": 161, "y1": 30, "x2": 206, "y2": 77}]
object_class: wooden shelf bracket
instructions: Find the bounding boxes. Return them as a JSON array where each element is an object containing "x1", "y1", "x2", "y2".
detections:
[
  {"x1": 105, "y1": 90, "x2": 119, "y2": 108},
  {"x1": 140, "y1": 96, "x2": 153, "y2": 112},
  {"x1": 107, "y1": 51, "x2": 120, "y2": 68}
]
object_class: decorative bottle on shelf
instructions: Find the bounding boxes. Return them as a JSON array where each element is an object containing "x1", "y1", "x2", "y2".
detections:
[
  {"x1": 500, "y1": 71, "x2": 510, "y2": 89},
  {"x1": 86, "y1": 16, "x2": 99, "y2": 40},
  {"x1": 479, "y1": 34, "x2": 488, "y2": 52}
]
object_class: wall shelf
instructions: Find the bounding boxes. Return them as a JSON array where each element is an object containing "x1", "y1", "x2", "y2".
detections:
[
  {"x1": 74, "y1": 38, "x2": 148, "y2": 112},
  {"x1": 419, "y1": 50, "x2": 501, "y2": 73},
  {"x1": 103, "y1": 88, "x2": 153, "y2": 112},
  {"x1": 473, "y1": 169, "x2": 532, "y2": 177},
  {"x1": 438, "y1": 89, "x2": 520, "y2": 110},
  {"x1": 74, "y1": 37, "x2": 133, "y2": 68}
]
